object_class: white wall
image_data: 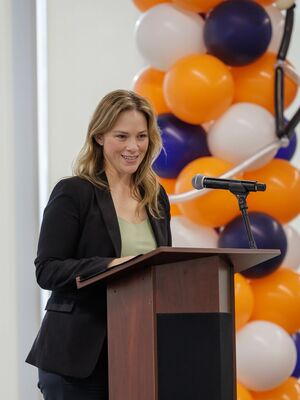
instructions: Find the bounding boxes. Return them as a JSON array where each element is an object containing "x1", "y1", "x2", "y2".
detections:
[
  {"x1": 284, "y1": 7, "x2": 300, "y2": 231},
  {"x1": 285, "y1": 5, "x2": 300, "y2": 163},
  {"x1": 0, "y1": 0, "x2": 40, "y2": 399},
  {"x1": 0, "y1": 2, "x2": 18, "y2": 398},
  {"x1": 47, "y1": 0, "x2": 144, "y2": 188}
]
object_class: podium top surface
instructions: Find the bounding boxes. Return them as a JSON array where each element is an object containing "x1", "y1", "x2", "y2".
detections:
[{"x1": 76, "y1": 246, "x2": 280, "y2": 289}]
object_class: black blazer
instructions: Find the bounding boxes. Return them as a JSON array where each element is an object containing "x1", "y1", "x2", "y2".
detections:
[{"x1": 26, "y1": 176, "x2": 171, "y2": 378}]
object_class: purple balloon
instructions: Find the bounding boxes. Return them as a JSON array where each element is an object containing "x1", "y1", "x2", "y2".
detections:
[
  {"x1": 218, "y1": 212, "x2": 287, "y2": 278},
  {"x1": 204, "y1": 0, "x2": 272, "y2": 66},
  {"x1": 291, "y1": 332, "x2": 300, "y2": 378},
  {"x1": 153, "y1": 113, "x2": 210, "y2": 179},
  {"x1": 276, "y1": 133, "x2": 297, "y2": 161}
]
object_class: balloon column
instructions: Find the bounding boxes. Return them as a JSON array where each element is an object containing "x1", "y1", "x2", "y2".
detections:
[{"x1": 132, "y1": 0, "x2": 300, "y2": 397}]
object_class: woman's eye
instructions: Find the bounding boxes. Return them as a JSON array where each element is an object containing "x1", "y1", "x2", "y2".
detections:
[
  {"x1": 117, "y1": 134, "x2": 126, "y2": 139},
  {"x1": 138, "y1": 134, "x2": 148, "y2": 139}
]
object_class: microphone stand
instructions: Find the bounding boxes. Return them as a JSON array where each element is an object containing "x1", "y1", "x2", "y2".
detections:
[{"x1": 228, "y1": 183, "x2": 257, "y2": 249}]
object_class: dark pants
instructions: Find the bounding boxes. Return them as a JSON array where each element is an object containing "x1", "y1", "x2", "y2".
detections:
[{"x1": 38, "y1": 343, "x2": 108, "y2": 400}]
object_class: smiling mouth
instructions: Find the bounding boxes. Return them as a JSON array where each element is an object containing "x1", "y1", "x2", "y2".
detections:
[{"x1": 121, "y1": 155, "x2": 139, "y2": 160}]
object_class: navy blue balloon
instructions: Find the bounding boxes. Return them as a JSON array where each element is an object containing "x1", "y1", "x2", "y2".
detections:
[
  {"x1": 276, "y1": 133, "x2": 297, "y2": 160},
  {"x1": 291, "y1": 332, "x2": 300, "y2": 378},
  {"x1": 153, "y1": 113, "x2": 210, "y2": 179},
  {"x1": 204, "y1": 0, "x2": 272, "y2": 66},
  {"x1": 218, "y1": 212, "x2": 287, "y2": 278}
]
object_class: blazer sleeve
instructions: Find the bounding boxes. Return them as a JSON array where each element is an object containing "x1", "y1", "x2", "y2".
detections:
[{"x1": 35, "y1": 178, "x2": 114, "y2": 291}]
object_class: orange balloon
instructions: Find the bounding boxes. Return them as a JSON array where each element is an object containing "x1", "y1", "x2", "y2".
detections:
[
  {"x1": 132, "y1": 0, "x2": 171, "y2": 12},
  {"x1": 172, "y1": 0, "x2": 224, "y2": 13},
  {"x1": 250, "y1": 268, "x2": 300, "y2": 334},
  {"x1": 251, "y1": 377, "x2": 300, "y2": 400},
  {"x1": 164, "y1": 54, "x2": 234, "y2": 124},
  {"x1": 133, "y1": 67, "x2": 170, "y2": 115},
  {"x1": 158, "y1": 177, "x2": 181, "y2": 216},
  {"x1": 235, "y1": 274, "x2": 254, "y2": 331},
  {"x1": 244, "y1": 159, "x2": 300, "y2": 224},
  {"x1": 237, "y1": 383, "x2": 254, "y2": 400},
  {"x1": 175, "y1": 156, "x2": 241, "y2": 227},
  {"x1": 232, "y1": 52, "x2": 298, "y2": 114}
]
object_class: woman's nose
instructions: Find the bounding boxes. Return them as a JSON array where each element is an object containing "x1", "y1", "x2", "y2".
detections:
[{"x1": 126, "y1": 138, "x2": 139, "y2": 150}]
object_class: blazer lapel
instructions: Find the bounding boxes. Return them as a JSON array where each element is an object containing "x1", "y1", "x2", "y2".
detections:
[{"x1": 94, "y1": 184, "x2": 121, "y2": 257}]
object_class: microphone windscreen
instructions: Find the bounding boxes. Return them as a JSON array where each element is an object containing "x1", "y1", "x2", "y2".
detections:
[{"x1": 192, "y1": 174, "x2": 205, "y2": 190}]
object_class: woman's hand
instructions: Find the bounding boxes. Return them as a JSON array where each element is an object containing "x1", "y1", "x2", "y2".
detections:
[{"x1": 108, "y1": 255, "x2": 136, "y2": 268}]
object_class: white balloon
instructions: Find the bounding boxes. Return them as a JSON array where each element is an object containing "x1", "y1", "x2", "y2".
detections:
[
  {"x1": 236, "y1": 320, "x2": 297, "y2": 391},
  {"x1": 265, "y1": 6, "x2": 285, "y2": 53},
  {"x1": 283, "y1": 224, "x2": 300, "y2": 270},
  {"x1": 135, "y1": 4, "x2": 206, "y2": 71},
  {"x1": 170, "y1": 216, "x2": 218, "y2": 248},
  {"x1": 207, "y1": 103, "x2": 277, "y2": 171},
  {"x1": 275, "y1": 0, "x2": 295, "y2": 10}
]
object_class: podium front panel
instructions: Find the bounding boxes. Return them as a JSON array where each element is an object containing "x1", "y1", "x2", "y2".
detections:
[{"x1": 155, "y1": 256, "x2": 232, "y2": 313}]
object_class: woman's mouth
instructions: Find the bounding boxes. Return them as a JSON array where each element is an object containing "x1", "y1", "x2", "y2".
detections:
[{"x1": 121, "y1": 155, "x2": 139, "y2": 161}]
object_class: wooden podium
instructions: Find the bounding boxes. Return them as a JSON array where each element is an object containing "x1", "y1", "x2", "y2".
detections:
[{"x1": 76, "y1": 247, "x2": 279, "y2": 400}]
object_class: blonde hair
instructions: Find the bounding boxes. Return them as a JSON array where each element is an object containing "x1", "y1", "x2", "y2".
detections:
[{"x1": 73, "y1": 89, "x2": 163, "y2": 217}]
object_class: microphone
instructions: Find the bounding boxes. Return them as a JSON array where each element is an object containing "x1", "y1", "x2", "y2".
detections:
[{"x1": 192, "y1": 174, "x2": 266, "y2": 192}]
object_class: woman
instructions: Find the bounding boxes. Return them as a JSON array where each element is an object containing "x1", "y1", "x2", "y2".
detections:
[{"x1": 26, "y1": 89, "x2": 172, "y2": 399}]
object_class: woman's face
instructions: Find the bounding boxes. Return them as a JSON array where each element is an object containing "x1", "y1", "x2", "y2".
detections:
[{"x1": 96, "y1": 109, "x2": 149, "y2": 179}]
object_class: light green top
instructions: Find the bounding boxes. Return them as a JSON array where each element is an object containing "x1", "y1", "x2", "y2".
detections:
[{"x1": 118, "y1": 217, "x2": 157, "y2": 257}]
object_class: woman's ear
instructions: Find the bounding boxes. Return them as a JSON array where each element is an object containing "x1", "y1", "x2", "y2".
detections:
[{"x1": 95, "y1": 134, "x2": 103, "y2": 146}]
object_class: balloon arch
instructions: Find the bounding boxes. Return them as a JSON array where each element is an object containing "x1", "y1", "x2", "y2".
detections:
[{"x1": 132, "y1": 1, "x2": 300, "y2": 399}]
